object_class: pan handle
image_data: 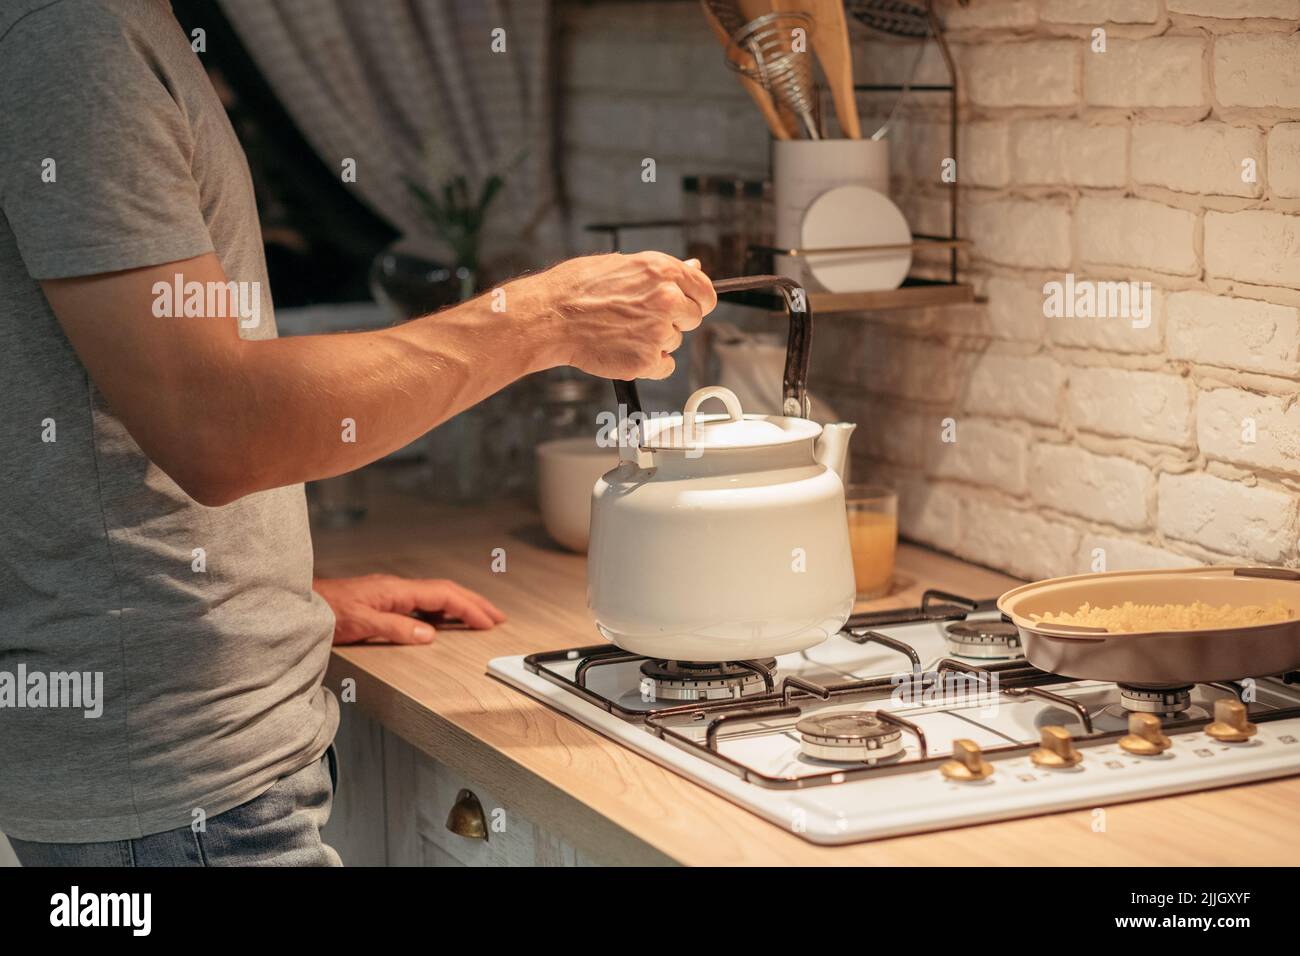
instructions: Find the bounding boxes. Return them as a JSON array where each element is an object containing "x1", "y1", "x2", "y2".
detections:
[{"x1": 1234, "y1": 566, "x2": 1300, "y2": 581}]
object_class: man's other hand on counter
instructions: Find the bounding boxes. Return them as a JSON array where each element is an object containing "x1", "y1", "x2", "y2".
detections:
[{"x1": 313, "y1": 574, "x2": 507, "y2": 645}]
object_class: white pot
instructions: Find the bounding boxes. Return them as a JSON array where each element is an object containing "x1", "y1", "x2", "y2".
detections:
[
  {"x1": 587, "y1": 386, "x2": 856, "y2": 662},
  {"x1": 536, "y1": 437, "x2": 618, "y2": 552},
  {"x1": 772, "y1": 138, "x2": 891, "y2": 288}
]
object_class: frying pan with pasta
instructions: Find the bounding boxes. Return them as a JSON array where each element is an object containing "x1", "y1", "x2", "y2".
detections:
[{"x1": 998, "y1": 567, "x2": 1300, "y2": 687}]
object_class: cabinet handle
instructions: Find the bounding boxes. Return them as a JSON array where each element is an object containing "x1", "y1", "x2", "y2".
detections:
[{"x1": 445, "y1": 789, "x2": 489, "y2": 841}]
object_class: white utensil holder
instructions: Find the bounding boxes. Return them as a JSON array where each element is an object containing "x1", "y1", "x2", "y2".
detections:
[{"x1": 772, "y1": 139, "x2": 890, "y2": 287}]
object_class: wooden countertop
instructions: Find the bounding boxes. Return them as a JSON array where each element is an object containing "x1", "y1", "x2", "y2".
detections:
[{"x1": 315, "y1": 488, "x2": 1300, "y2": 866}]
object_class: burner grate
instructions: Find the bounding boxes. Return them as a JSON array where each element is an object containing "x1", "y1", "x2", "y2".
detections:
[{"x1": 519, "y1": 591, "x2": 1300, "y2": 791}]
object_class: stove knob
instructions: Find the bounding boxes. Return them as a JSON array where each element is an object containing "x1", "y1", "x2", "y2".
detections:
[
  {"x1": 940, "y1": 739, "x2": 994, "y2": 782},
  {"x1": 1031, "y1": 725, "x2": 1082, "y2": 769},
  {"x1": 1205, "y1": 699, "x2": 1257, "y2": 743},
  {"x1": 1119, "y1": 713, "x2": 1172, "y2": 756}
]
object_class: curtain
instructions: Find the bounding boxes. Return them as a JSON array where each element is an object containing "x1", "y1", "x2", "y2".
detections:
[{"x1": 217, "y1": 0, "x2": 560, "y2": 269}]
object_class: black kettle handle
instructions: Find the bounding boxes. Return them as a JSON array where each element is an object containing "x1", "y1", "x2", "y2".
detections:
[{"x1": 611, "y1": 274, "x2": 812, "y2": 422}]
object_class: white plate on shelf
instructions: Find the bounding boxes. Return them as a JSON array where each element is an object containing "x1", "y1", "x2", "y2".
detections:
[{"x1": 800, "y1": 185, "x2": 912, "y2": 293}]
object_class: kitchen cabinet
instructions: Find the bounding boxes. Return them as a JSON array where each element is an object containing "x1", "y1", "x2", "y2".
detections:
[
  {"x1": 324, "y1": 704, "x2": 600, "y2": 867},
  {"x1": 0, "y1": 710, "x2": 593, "y2": 869},
  {"x1": 410, "y1": 748, "x2": 589, "y2": 867}
]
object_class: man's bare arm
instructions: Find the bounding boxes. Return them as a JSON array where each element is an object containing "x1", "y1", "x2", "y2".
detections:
[{"x1": 42, "y1": 250, "x2": 715, "y2": 506}]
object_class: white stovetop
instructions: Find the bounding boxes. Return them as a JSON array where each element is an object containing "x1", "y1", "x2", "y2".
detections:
[{"x1": 488, "y1": 616, "x2": 1300, "y2": 844}]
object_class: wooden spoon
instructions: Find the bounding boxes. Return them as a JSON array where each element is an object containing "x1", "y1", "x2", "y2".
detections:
[
  {"x1": 774, "y1": 0, "x2": 861, "y2": 139},
  {"x1": 700, "y1": 1, "x2": 794, "y2": 139}
]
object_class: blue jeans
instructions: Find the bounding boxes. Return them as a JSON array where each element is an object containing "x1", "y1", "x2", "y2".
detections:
[{"x1": 10, "y1": 746, "x2": 341, "y2": 867}]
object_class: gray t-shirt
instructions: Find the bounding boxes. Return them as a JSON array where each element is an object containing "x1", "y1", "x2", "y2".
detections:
[{"x1": 0, "y1": 0, "x2": 338, "y2": 842}]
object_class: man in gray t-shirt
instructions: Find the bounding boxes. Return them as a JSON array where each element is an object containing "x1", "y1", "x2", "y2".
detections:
[{"x1": 0, "y1": 0, "x2": 714, "y2": 865}]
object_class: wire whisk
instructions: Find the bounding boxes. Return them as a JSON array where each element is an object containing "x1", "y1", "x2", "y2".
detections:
[
  {"x1": 846, "y1": 0, "x2": 933, "y2": 39},
  {"x1": 726, "y1": 11, "x2": 821, "y2": 140},
  {"x1": 701, "y1": 0, "x2": 745, "y2": 36}
]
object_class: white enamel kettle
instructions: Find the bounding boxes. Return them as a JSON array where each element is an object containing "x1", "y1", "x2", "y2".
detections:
[{"x1": 587, "y1": 275, "x2": 857, "y2": 663}]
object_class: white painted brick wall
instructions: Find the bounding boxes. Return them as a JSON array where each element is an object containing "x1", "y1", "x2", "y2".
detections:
[
  {"x1": 1267, "y1": 124, "x2": 1300, "y2": 199},
  {"x1": 855, "y1": 38, "x2": 952, "y2": 89},
  {"x1": 1167, "y1": 292, "x2": 1300, "y2": 377},
  {"x1": 856, "y1": 330, "x2": 968, "y2": 404},
  {"x1": 963, "y1": 353, "x2": 1065, "y2": 426},
  {"x1": 1077, "y1": 198, "x2": 1199, "y2": 276},
  {"x1": 897, "y1": 478, "x2": 963, "y2": 553},
  {"x1": 982, "y1": 277, "x2": 1047, "y2": 343},
  {"x1": 853, "y1": 401, "x2": 934, "y2": 471},
  {"x1": 1041, "y1": 0, "x2": 1160, "y2": 24},
  {"x1": 1205, "y1": 211, "x2": 1300, "y2": 289},
  {"x1": 1029, "y1": 444, "x2": 1154, "y2": 529},
  {"x1": 1214, "y1": 34, "x2": 1300, "y2": 109},
  {"x1": 1010, "y1": 120, "x2": 1127, "y2": 188},
  {"x1": 962, "y1": 41, "x2": 1080, "y2": 108},
  {"x1": 1158, "y1": 472, "x2": 1297, "y2": 563},
  {"x1": 1083, "y1": 38, "x2": 1206, "y2": 109},
  {"x1": 1197, "y1": 389, "x2": 1300, "y2": 477},
  {"x1": 1131, "y1": 123, "x2": 1263, "y2": 198},
  {"x1": 1047, "y1": 286, "x2": 1166, "y2": 354},
  {"x1": 1067, "y1": 367, "x2": 1194, "y2": 447},
  {"x1": 956, "y1": 497, "x2": 1082, "y2": 580},
  {"x1": 962, "y1": 122, "x2": 1011, "y2": 189},
  {"x1": 907, "y1": 121, "x2": 1010, "y2": 188},
  {"x1": 966, "y1": 198, "x2": 1072, "y2": 269},
  {"x1": 561, "y1": 1, "x2": 1300, "y2": 581},
  {"x1": 929, "y1": 419, "x2": 1030, "y2": 494},
  {"x1": 1169, "y1": 0, "x2": 1300, "y2": 17},
  {"x1": 1077, "y1": 535, "x2": 1200, "y2": 573},
  {"x1": 942, "y1": 1, "x2": 1038, "y2": 30}
]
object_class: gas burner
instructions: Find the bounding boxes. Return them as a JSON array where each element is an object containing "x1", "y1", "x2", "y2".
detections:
[
  {"x1": 943, "y1": 620, "x2": 1023, "y2": 660},
  {"x1": 796, "y1": 711, "x2": 904, "y2": 765},
  {"x1": 638, "y1": 659, "x2": 776, "y2": 702},
  {"x1": 1117, "y1": 684, "x2": 1194, "y2": 718}
]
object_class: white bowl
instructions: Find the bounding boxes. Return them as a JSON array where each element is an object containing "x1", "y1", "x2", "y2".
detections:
[{"x1": 536, "y1": 437, "x2": 618, "y2": 552}]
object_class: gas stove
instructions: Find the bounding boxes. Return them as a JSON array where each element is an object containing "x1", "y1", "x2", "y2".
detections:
[{"x1": 488, "y1": 590, "x2": 1300, "y2": 844}]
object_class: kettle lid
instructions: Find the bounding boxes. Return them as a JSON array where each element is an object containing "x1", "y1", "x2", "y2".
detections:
[{"x1": 643, "y1": 386, "x2": 814, "y2": 451}]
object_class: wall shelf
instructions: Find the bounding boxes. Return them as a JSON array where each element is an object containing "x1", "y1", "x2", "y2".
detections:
[
  {"x1": 586, "y1": 220, "x2": 975, "y2": 314},
  {"x1": 584, "y1": 0, "x2": 974, "y2": 317},
  {"x1": 810, "y1": 278, "x2": 974, "y2": 312},
  {"x1": 716, "y1": 276, "x2": 973, "y2": 314}
]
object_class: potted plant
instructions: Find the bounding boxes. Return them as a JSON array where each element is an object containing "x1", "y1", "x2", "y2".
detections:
[
  {"x1": 368, "y1": 154, "x2": 517, "y2": 319},
  {"x1": 406, "y1": 169, "x2": 505, "y2": 301}
]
